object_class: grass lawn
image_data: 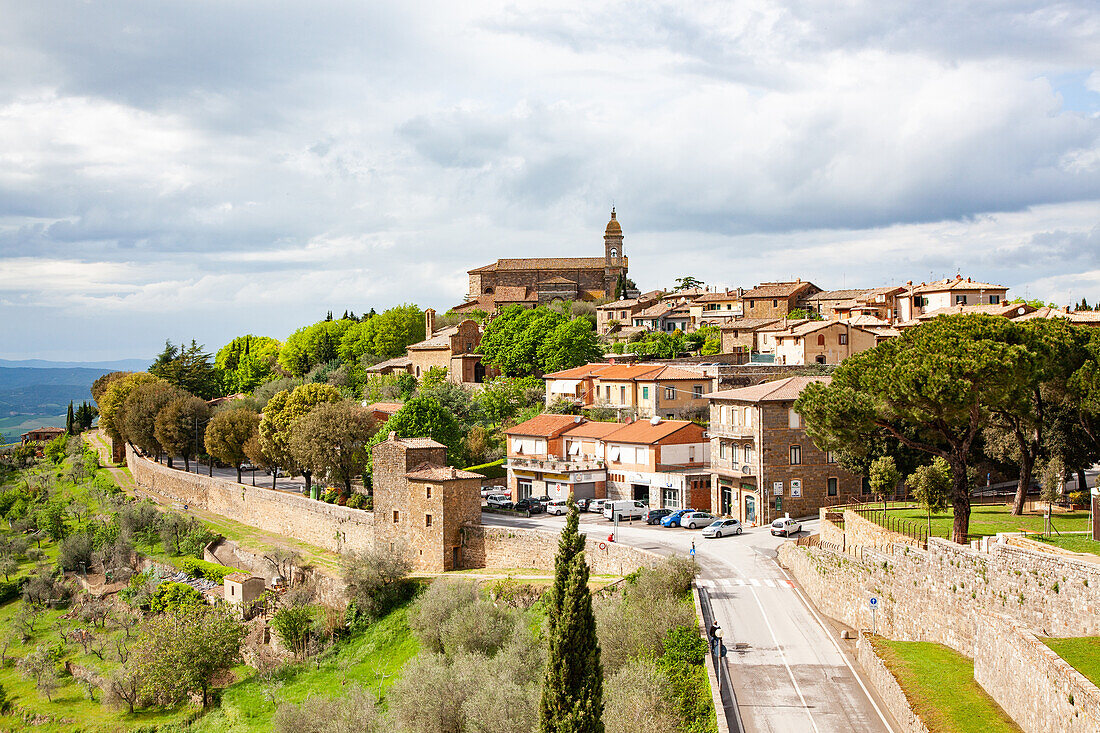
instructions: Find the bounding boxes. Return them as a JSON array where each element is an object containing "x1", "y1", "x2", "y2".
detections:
[
  {"x1": 1032, "y1": 534, "x2": 1100, "y2": 557},
  {"x1": 866, "y1": 503, "x2": 1091, "y2": 540},
  {"x1": 189, "y1": 603, "x2": 418, "y2": 733},
  {"x1": 871, "y1": 638, "x2": 1021, "y2": 733},
  {"x1": 1040, "y1": 637, "x2": 1100, "y2": 687}
]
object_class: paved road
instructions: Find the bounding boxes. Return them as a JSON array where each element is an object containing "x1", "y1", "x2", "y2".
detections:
[{"x1": 483, "y1": 511, "x2": 896, "y2": 733}]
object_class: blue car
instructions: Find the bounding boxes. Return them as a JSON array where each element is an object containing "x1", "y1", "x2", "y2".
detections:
[{"x1": 661, "y1": 509, "x2": 691, "y2": 528}]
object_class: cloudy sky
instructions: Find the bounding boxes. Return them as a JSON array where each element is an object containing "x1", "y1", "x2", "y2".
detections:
[{"x1": 1, "y1": 0, "x2": 1098, "y2": 361}]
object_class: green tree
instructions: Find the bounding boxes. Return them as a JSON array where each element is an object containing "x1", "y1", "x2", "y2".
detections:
[
  {"x1": 673, "y1": 277, "x2": 703, "y2": 291},
  {"x1": 537, "y1": 318, "x2": 604, "y2": 374},
  {"x1": 908, "y1": 458, "x2": 951, "y2": 538},
  {"x1": 75, "y1": 401, "x2": 97, "y2": 430},
  {"x1": 279, "y1": 318, "x2": 358, "y2": 377},
  {"x1": 271, "y1": 605, "x2": 315, "y2": 658},
  {"x1": 259, "y1": 383, "x2": 342, "y2": 494},
  {"x1": 478, "y1": 305, "x2": 570, "y2": 376},
  {"x1": 787, "y1": 308, "x2": 823, "y2": 321},
  {"x1": 289, "y1": 402, "x2": 377, "y2": 496},
  {"x1": 539, "y1": 501, "x2": 604, "y2": 733},
  {"x1": 65, "y1": 401, "x2": 74, "y2": 435},
  {"x1": 154, "y1": 395, "x2": 212, "y2": 472},
  {"x1": 474, "y1": 376, "x2": 546, "y2": 427},
  {"x1": 796, "y1": 315, "x2": 1035, "y2": 544},
  {"x1": 98, "y1": 372, "x2": 159, "y2": 444},
  {"x1": 338, "y1": 304, "x2": 426, "y2": 364},
  {"x1": 149, "y1": 340, "x2": 223, "y2": 399},
  {"x1": 215, "y1": 335, "x2": 282, "y2": 393},
  {"x1": 91, "y1": 371, "x2": 131, "y2": 403},
  {"x1": 205, "y1": 408, "x2": 261, "y2": 483},
  {"x1": 149, "y1": 582, "x2": 204, "y2": 613},
  {"x1": 131, "y1": 604, "x2": 245, "y2": 708},
  {"x1": 365, "y1": 395, "x2": 465, "y2": 471},
  {"x1": 120, "y1": 380, "x2": 183, "y2": 459},
  {"x1": 868, "y1": 456, "x2": 902, "y2": 512}
]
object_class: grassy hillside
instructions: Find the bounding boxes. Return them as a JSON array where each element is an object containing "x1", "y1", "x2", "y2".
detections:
[{"x1": 0, "y1": 367, "x2": 111, "y2": 443}]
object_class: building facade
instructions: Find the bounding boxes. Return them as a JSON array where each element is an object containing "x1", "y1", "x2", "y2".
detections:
[
  {"x1": 544, "y1": 363, "x2": 713, "y2": 419},
  {"x1": 742, "y1": 281, "x2": 822, "y2": 319},
  {"x1": 773, "y1": 321, "x2": 877, "y2": 365}
]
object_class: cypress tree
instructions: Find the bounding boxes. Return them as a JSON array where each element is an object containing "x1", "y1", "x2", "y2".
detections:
[
  {"x1": 539, "y1": 500, "x2": 604, "y2": 733},
  {"x1": 65, "y1": 401, "x2": 75, "y2": 435}
]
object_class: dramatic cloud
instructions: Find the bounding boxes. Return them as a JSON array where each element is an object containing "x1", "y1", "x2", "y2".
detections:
[{"x1": 0, "y1": 0, "x2": 1097, "y2": 359}]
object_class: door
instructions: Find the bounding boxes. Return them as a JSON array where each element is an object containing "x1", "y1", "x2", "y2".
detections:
[
  {"x1": 572, "y1": 482, "x2": 596, "y2": 500},
  {"x1": 451, "y1": 547, "x2": 460, "y2": 570},
  {"x1": 721, "y1": 484, "x2": 733, "y2": 516},
  {"x1": 632, "y1": 484, "x2": 649, "y2": 503},
  {"x1": 744, "y1": 494, "x2": 757, "y2": 525}
]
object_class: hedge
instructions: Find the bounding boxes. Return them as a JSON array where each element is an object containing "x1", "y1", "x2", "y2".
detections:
[
  {"x1": 177, "y1": 557, "x2": 237, "y2": 583},
  {"x1": 463, "y1": 458, "x2": 505, "y2": 480}
]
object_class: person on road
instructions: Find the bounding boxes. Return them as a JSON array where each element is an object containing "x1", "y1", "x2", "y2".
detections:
[{"x1": 708, "y1": 621, "x2": 721, "y2": 651}]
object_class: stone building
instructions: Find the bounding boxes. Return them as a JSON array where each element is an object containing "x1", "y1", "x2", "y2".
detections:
[
  {"x1": 742, "y1": 280, "x2": 822, "y2": 319},
  {"x1": 453, "y1": 209, "x2": 629, "y2": 313},
  {"x1": 772, "y1": 321, "x2": 877, "y2": 365},
  {"x1": 364, "y1": 309, "x2": 499, "y2": 386},
  {"x1": 21, "y1": 426, "x2": 65, "y2": 444},
  {"x1": 706, "y1": 376, "x2": 863, "y2": 525},
  {"x1": 372, "y1": 435, "x2": 483, "y2": 572}
]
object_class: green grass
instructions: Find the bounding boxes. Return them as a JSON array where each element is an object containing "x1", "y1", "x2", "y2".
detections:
[
  {"x1": 864, "y1": 503, "x2": 1091, "y2": 539},
  {"x1": 1040, "y1": 637, "x2": 1100, "y2": 687},
  {"x1": 1032, "y1": 534, "x2": 1100, "y2": 557},
  {"x1": 872, "y1": 638, "x2": 1020, "y2": 733},
  {"x1": 189, "y1": 603, "x2": 418, "y2": 733}
]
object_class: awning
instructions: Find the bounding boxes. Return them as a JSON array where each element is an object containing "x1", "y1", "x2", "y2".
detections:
[
  {"x1": 608, "y1": 447, "x2": 620, "y2": 461},
  {"x1": 569, "y1": 443, "x2": 581, "y2": 456},
  {"x1": 549, "y1": 379, "x2": 581, "y2": 393}
]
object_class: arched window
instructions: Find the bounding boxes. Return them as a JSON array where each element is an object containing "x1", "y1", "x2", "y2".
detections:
[
  {"x1": 609, "y1": 248, "x2": 618, "y2": 258},
  {"x1": 817, "y1": 334, "x2": 825, "y2": 346},
  {"x1": 483, "y1": 286, "x2": 494, "y2": 295}
]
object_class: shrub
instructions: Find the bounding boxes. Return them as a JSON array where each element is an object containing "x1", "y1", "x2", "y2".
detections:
[
  {"x1": 440, "y1": 600, "x2": 518, "y2": 657},
  {"x1": 271, "y1": 604, "x2": 316, "y2": 658},
  {"x1": 345, "y1": 493, "x2": 372, "y2": 510},
  {"x1": 656, "y1": 626, "x2": 716, "y2": 733},
  {"x1": 342, "y1": 548, "x2": 412, "y2": 622},
  {"x1": 149, "y1": 582, "x2": 204, "y2": 614},
  {"x1": 0, "y1": 580, "x2": 20, "y2": 604},
  {"x1": 274, "y1": 685, "x2": 382, "y2": 733},
  {"x1": 177, "y1": 557, "x2": 236, "y2": 583},
  {"x1": 408, "y1": 579, "x2": 480, "y2": 653},
  {"x1": 605, "y1": 658, "x2": 680, "y2": 733},
  {"x1": 320, "y1": 489, "x2": 338, "y2": 504},
  {"x1": 58, "y1": 532, "x2": 94, "y2": 571},
  {"x1": 1069, "y1": 491, "x2": 1088, "y2": 506}
]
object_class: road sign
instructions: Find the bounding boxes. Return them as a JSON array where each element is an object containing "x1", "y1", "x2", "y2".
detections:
[
  {"x1": 720, "y1": 644, "x2": 727, "y2": 658},
  {"x1": 689, "y1": 546, "x2": 696, "y2": 557},
  {"x1": 869, "y1": 596, "x2": 879, "y2": 610}
]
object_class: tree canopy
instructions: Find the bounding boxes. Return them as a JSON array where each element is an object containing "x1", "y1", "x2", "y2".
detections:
[
  {"x1": 154, "y1": 395, "x2": 212, "y2": 472},
  {"x1": 120, "y1": 380, "x2": 185, "y2": 457},
  {"x1": 204, "y1": 408, "x2": 261, "y2": 482},
  {"x1": 278, "y1": 319, "x2": 357, "y2": 377},
  {"x1": 338, "y1": 304, "x2": 426, "y2": 364},
  {"x1": 98, "y1": 372, "x2": 160, "y2": 443},
  {"x1": 149, "y1": 340, "x2": 222, "y2": 399},
  {"x1": 366, "y1": 395, "x2": 465, "y2": 470},
  {"x1": 289, "y1": 401, "x2": 377, "y2": 495},
  {"x1": 478, "y1": 305, "x2": 600, "y2": 376},
  {"x1": 259, "y1": 383, "x2": 342, "y2": 491},
  {"x1": 215, "y1": 335, "x2": 282, "y2": 394}
]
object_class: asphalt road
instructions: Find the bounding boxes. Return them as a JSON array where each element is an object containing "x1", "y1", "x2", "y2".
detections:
[{"x1": 483, "y1": 511, "x2": 896, "y2": 733}]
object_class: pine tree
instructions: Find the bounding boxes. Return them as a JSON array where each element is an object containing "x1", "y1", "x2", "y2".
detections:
[
  {"x1": 539, "y1": 501, "x2": 604, "y2": 733},
  {"x1": 65, "y1": 401, "x2": 75, "y2": 435}
]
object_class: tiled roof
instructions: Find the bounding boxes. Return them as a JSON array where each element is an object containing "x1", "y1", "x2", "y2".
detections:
[
  {"x1": 563, "y1": 421, "x2": 622, "y2": 439},
  {"x1": 917, "y1": 303, "x2": 1032, "y2": 320},
  {"x1": 405, "y1": 463, "x2": 485, "y2": 481},
  {"x1": 544, "y1": 364, "x2": 610, "y2": 380},
  {"x1": 598, "y1": 298, "x2": 640, "y2": 310},
  {"x1": 705, "y1": 376, "x2": 831, "y2": 403},
  {"x1": 662, "y1": 288, "x2": 708, "y2": 300},
  {"x1": 1015, "y1": 307, "x2": 1100, "y2": 324},
  {"x1": 910, "y1": 277, "x2": 1006, "y2": 294},
  {"x1": 758, "y1": 318, "x2": 811, "y2": 332},
  {"x1": 743, "y1": 281, "x2": 818, "y2": 299},
  {"x1": 364, "y1": 355, "x2": 412, "y2": 372},
  {"x1": 847, "y1": 314, "x2": 891, "y2": 328},
  {"x1": 224, "y1": 572, "x2": 254, "y2": 583},
  {"x1": 470, "y1": 257, "x2": 613, "y2": 273},
  {"x1": 692, "y1": 290, "x2": 742, "y2": 303},
  {"x1": 393, "y1": 436, "x2": 447, "y2": 449},
  {"x1": 604, "y1": 419, "x2": 705, "y2": 445},
  {"x1": 504, "y1": 413, "x2": 583, "y2": 438},
  {"x1": 635, "y1": 301, "x2": 678, "y2": 318},
  {"x1": 408, "y1": 326, "x2": 460, "y2": 350},
  {"x1": 594, "y1": 364, "x2": 706, "y2": 382},
  {"x1": 718, "y1": 318, "x2": 780, "y2": 331}
]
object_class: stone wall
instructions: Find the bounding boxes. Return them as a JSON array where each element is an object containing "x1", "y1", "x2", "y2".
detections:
[
  {"x1": 778, "y1": 536, "x2": 1100, "y2": 656},
  {"x1": 843, "y1": 510, "x2": 924, "y2": 551},
  {"x1": 818, "y1": 515, "x2": 845, "y2": 546},
  {"x1": 854, "y1": 633, "x2": 930, "y2": 733},
  {"x1": 461, "y1": 525, "x2": 662, "y2": 576},
  {"x1": 974, "y1": 614, "x2": 1100, "y2": 733},
  {"x1": 127, "y1": 445, "x2": 374, "y2": 555}
]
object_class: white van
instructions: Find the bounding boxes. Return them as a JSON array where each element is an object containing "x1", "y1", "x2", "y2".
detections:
[{"x1": 603, "y1": 500, "x2": 647, "y2": 521}]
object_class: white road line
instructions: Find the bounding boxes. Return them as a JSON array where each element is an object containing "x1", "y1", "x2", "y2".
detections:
[
  {"x1": 745, "y1": 584, "x2": 822, "y2": 733},
  {"x1": 750, "y1": 578, "x2": 762, "y2": 586},
  {"x1": 763, "y1": 579, "x2": 775, "y2": 588},
  {"x1": 735, "y1": 578, "x2": 745, "y2": 586},
  {"x1": 774, "y1": 559, "x2": 898, "y2": 733}
]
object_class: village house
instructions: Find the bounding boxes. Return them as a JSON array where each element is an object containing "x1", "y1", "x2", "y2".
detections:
[
  {"x1": 631, "y1": 300, "x2": 692, "y2": 332},
  {"x1": 895, "y1": 276, "x2": 1008, "y2": 322},
  {"x1": 596, "y1": 290, "x2": 663, "y2": 335},
  {"x1": 718, "y1": 318, "x2": 781, "y2": 354},
  {"x1": 543, "y1": 363, "x2": 713, "y2": 419},
  {"x1": 689, "y1": 289, "x2": 744, "y2": 328},
  {"x1": 453, "y1": 209, "x2": 629, "y2": 313},
  {"x1": 365, "y1": 309, "x2": 499, "y2": 386},
  {"x1": 772, "y1": 321, "x2": 878, "y2": 365},
  {"x1": 20, "y1": 426, "x2": 65, "y2": 444},
  {"x1": 503, "y1": 415, "x2": 710, "y2": 510},
  {"x1": 805, "y1": 287, "x2": 904, "y2": 321},
  {"x1": 741, "y1": 280, "x2": 822, "y2": 319},
  {"x1": 706, "y1": 376, "x2": 864, "y2": 526}
]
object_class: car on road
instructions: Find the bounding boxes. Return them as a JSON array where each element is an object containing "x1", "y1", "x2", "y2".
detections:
[
  {"x1": 702, "y1": 518, "x2": 744, "y2": 538},
  {"x1": 546, "y1": 499, "x2": 568, "y2": 515},
  {"x1": 771, "y1": 517, "x2": 803, "y2": 536},
  {"x1": 587, "y1": 499, "x2": 607, "y2": 514},
  {"x1": 486, "y1": 494, "x2": 513, "y2": 510},
  {"x1": 536, "y1": 495, "x2": 552, "y2": 505},
  {"x1": 481, "y1": 486, "x2": 507, "y2": 498},
  {"x1": 514, "y1": 498, "x2": 545, "y2": 514},
  {"x1": 603, "y1": 500, "x2": 646, "y2": 522},
  {"x1": 680, "y1": 511, "x2": 716, "y2": 529},
  {"x1": 575, "y1": 498, "x2": 590, "y2": 511},
  {"x1": 643, "y1": 508, "x2": 672, "y2": 525},
  {"x1": 661, "y1": 509, "x2": 696, "y2": 528}
]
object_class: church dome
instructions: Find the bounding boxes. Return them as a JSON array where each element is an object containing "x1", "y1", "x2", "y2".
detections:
[{"x1": 605, "y1": 208, "x2": 621, "y2": 235}]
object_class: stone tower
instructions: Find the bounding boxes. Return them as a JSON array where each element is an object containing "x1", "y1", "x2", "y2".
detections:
[{"x1": 604, "y1": 207, "x2": 624, "y2": 267}]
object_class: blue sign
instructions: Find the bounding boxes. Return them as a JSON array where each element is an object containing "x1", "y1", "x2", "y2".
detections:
[
  {"x1": 689, "y1": 547, "x2": 696, "y2": 557},
  {"x1": 869, "y1": 596, "x2": 879, "y2": 609}
]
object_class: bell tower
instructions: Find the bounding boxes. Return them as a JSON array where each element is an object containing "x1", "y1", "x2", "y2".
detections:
[{"x1": 604, "y1": 207, "x2": 623, "y2": 267}]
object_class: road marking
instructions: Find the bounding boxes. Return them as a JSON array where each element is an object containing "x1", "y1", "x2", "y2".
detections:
[
  {"x1": 749, "y1": 578, "x2": 762, "y2": 586},
  {"x1": 763, "y1": 579, "x2": 775, "y2": 588}
]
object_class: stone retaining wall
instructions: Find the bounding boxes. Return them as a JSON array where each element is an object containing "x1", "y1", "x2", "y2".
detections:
[
  {"x1": 778, "y1": 536, "x2": 1100, "y2": 656},
  {"x1": 127, "y1": 445, "x2": 374, "y2": 555},
  {"x1": 974, "y1": 614, "x2": 1100, "y2": 733},
  {"x1": 843, "y1": 509, "x2": 924, "y2": 551},
  {"x1": 461, "y1": 525, "x2": 662, "y2": 576},
  {"x1": 854, "y1": 633, "x2": 929, "y2": 733}
]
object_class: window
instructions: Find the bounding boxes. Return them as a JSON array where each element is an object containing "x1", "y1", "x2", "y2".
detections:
[
  {"x1": 826, "y1": 450, "x2": 837, "y2": 464},
  {"x1": 955, "y1": 295, "x2": 967, "y2": 305},
  {"x1": 662, "y1": 487, "x2": 681, "y2": 509},
  {"x1": 425, "y1": 514, "x2": 433, "y2": 527},
  {"x1": 642, "y1": 386, "x2": 649, "y2": 400},
  {"x1": 817, "y1": 334, "x2": 825, "y2": 346},
  {"x1": 790, "y1": 445, "x2": 802, "y2": 465},
  {"x1": 719, "y1": 442, "x2": 728, "y2": 460},
  {"x1": 692, "y1": 385, "x2": 704, "y2": 399},
  {"x1": 744, "y1": 445, "x2": 754, "y2": 464},
  {"x1": 605, "y1": 386, "x2": 612, "y2": 401},
  {"x1": 989, "y1": 295, "x2": 1001, "y2": 304},
  {"x1": 827, "y1": 477, "x2": 838, "y2": 497},
  {"x1": 392, "y1": 511, "x2": 399, "y2": 523},
  {"x1": 689, "y1": 445, "x2": 696, "y2": 462},
  {"x1": 744, "y1": 407, "x2": 753, "y2": 428},
  {"x1": 839, "y1": 333, "x2": 848, "y2": 345},
  {"x1": 731, "y1": 407, "x2": 740, "y2": 427},
  {"x1": 620, "y1": 386, "x2": 626, "y2": 403},
  {"x1": 749, "y1": 300, "x2": 755, "y2": 309},
  {"x1": 788, "y1": 409, "x2": 801, "y2": 429},
  {"x1": 772, "y1": 299, "x2": 778, "y2": 308},
  {"x1": 426, "y1": 487, "x2": 432, "y2": 499},
  {"x1": 665, "y1": 387, "x2": 676, "y2": 400}
]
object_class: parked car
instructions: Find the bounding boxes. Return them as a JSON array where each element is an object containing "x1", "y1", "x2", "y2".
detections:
[
  {"x1": 644, "y1": 508, "x2": 673, "y2": 525},
  {"x1": 546, "y1": 499, "x2": 569, "y2": 515},
  {"x1": 514, "y1": 498, "x2": 545, "y2": 514},
  {"x1": 576, "y1": 498, "x2": 590, "y2": 511},
  {"x1": 603, "y1": 500, "x2": 647, "y2": 521},
  {"x1": 771, "y1": 517, "x2": 803, "y2": 536},
  {"x1": 486, "y1": 494, "x2": 513, "y2": 510},
  {"x1": 536, "y1": 495, "x2": 552, "y2": 505},
  {"x1": 680, "y1": 511, "x2": 716, "y2": 529},
  {"x1": 481, "y1": 485, "x2": 507, "y2": 498},
  {"x1": 702, "y1": 518, "x2": 744, "y2": 538},
  {"x1": 661, "y1": 509, "x2": 694, "y2": 528},
  {"x1": 587, "y1": 499, "x2": 607, "y2": 514}
]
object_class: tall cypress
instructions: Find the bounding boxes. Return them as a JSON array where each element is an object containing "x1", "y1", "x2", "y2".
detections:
[
  {"x1": 65, "y1": 401, "x2": 75, "y2": 435},
  {"x1": 540, "y1": 500, "x2": 604, "y2": 733}
]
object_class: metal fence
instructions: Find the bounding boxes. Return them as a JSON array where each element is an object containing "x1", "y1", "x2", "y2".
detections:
[{"x1": 843, "y1": 503, "x2": 930, "y2": 548}]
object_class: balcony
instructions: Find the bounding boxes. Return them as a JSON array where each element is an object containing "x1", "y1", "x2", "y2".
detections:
[
  {"x1": 709, "y1": 423, "x2": 755, "y2": 439},
  {"x1": 507, "y1": 456, "x2": 605, "y2": 473}
]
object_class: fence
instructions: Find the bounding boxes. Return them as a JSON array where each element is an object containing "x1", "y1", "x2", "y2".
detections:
[{"x1": 844, "y1": 504, "x2": 930, "y2": 548}]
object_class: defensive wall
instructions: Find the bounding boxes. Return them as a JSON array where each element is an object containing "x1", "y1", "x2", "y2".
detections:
[{"x1": 460, "y1": 525, "x2": 662, "y2": 576}]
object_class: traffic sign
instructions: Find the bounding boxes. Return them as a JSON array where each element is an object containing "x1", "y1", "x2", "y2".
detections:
[
  {"x1": 689, "y1": 546, "x2": 696, "y2": 557},
  {"x1": 869, "y1": 596, "x2": 879, "y2": 610}
]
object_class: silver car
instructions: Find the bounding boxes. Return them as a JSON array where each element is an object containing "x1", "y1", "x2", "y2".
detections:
[
  {"x1": 702, "y1": 519, "x2": 743, "y2": 538},
  {"x1": 680, "y1": 511, "x2": 715, "y2": 529},
  {"x1": 770, "y1": 518, "x2": 802, "y2": 536}
]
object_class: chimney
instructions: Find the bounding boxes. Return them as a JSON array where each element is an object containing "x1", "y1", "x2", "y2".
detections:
[
  {"x1": 424, "y1": 308, "x2": 436, "y2": 336},
  {"x1": 388, "y1": 431, "x2": 397, "y2": 441},
  {"x1": 450, "y1": 466, "x2": 457, "y2": 478}
]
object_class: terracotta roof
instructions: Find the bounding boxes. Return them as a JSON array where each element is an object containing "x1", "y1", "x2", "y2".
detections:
[
  {"x1": 598, "y1": 298, "x2": 641, "y2": 310},
  {"x1": 563, "y1": 421, "x2": 622, "y2": 439},
  {"x1": 408, "y1": 326, "x2": 460, "y2": 350},
  {"x1": 604, "y1": 419, "x2": 705, "y2": 445},
  {"x1": 758, "y1": 318, "x2": 811, "y2": 333},
  {"x1": 364, "y1": 402, "x2": 403, "y2": 414},
  {"x1": 593, "y1": 364, "x2": 706, "y2": 382},
  {"x1": 405, "y1": 463, "x2": 485, "y2": 481},
  {"x1": 393, "y1": 436, "x2": 447, "y2": 449},
  {"x1": 917, "y1": 303, "x2": 1032, "y2": 320},
  {"x1": 544, "y1": 364, "x2": 610, "y2": 380},
  {"x1": 22, "y1": 426, "x2": 64, "y2": 435},
  {"x1": 847, "y1": 314, "x2": 891, "y2": 328},
  {"x1": 743, "y1": 281, "x2": 818, "y2": 299},
  {"x1": 504, "y1": 413, "x2": 583, "y2": 438},
  {"x1": 705, "y1": 376, "x2": 831, "y2": 403},
  {"x1": 224, "y1": 573, "x2": 255, "y2": 583},
  {"x1": 364, "y1": 355, "x2": 412, "y2": 372},
  {"x1": 805, "y1": 288, "x2": 872, "y2": 302},
  {"x1": 635, "y1": 301, "x2": 678, "y2": 318},
  {"x1": 910, "y1": 277, "x2": 1006, "y2": 294},
  {"x1": 1016, "y1": 308, "x2": 1100, "y2": 325},
  {"x1": 471, "y1": 257, "x2": 613, "y2": 273},
  {"x1": 662, "y1": 288, "x2": 708, "y2": 300},
  {"x1": 718, "y1": 318, "x2": 780, "y2": 331},
  {"x1": 692, "y1": 290, "x2": 742, "y2": 303}
]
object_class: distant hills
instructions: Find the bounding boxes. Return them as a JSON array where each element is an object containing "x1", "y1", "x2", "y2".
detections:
[{"x1": 0, "y1": 358, "x2": 150, "y2": 444}]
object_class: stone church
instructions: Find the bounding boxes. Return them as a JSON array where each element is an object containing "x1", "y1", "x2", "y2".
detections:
[{"x1": 452, "y1": 209, "x2": 629, "y2": 313}]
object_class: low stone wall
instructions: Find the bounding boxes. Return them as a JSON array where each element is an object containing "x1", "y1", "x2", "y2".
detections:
[
  {"x1": 461, "y1": 525, "x2": 662, "y2": 576},
  {"x1": 844, "y1": 510, "x2": 923, "y2": 551},
  {"x1": 855, "y1": 633, "x2": 930, "y2": 733},
  {"x1": 778, "y1": 535, "x2": 1100, "y2": 656},
  {"x1": 974, "y1": 614, "x2": 1100, "y2": 733},
  {"x1": 127, "y1": 445, "x2": 374, "y2": 555},
  {"x1": 819, "y1": 516, "x2": 845, "y2": 546},
  {"x1": 204, "y1": 538, "x2": 347, "y2": 607}
]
